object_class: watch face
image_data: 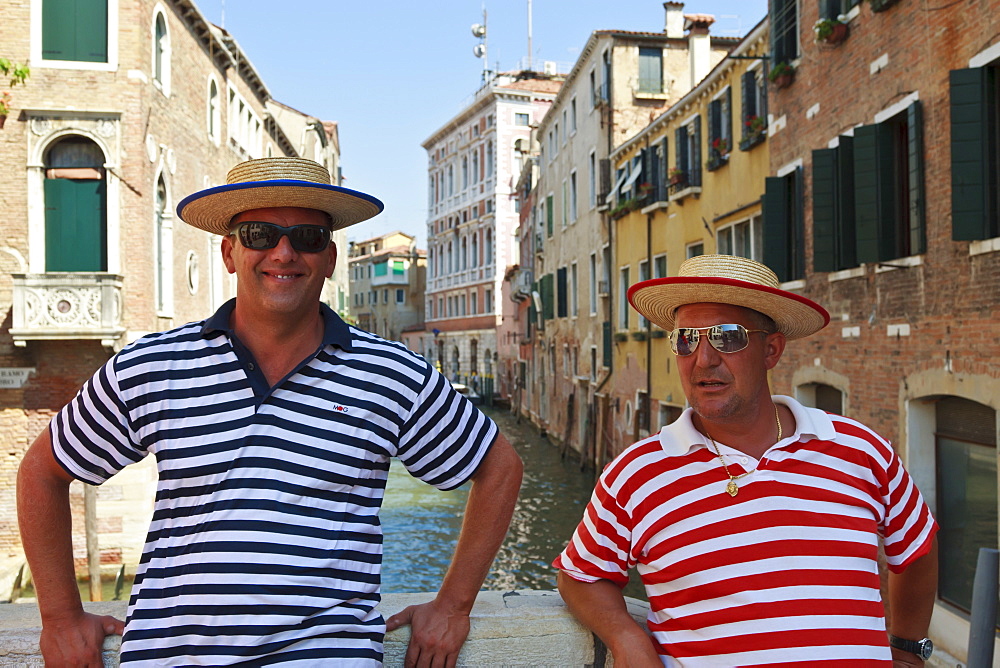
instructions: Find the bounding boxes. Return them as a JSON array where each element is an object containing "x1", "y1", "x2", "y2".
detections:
[{"x1": 919, "y1": 639, "x2": 934, "y2": 660}]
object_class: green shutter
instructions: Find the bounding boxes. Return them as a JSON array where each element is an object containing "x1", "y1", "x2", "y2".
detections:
[
  {"x1": 812, "y1": 148, "x2": 838, "y2": 272},
  {"x1": 374, "y1": 262, "x2": 388, "y2": 276},
  {"x1": 546, "y1": 194, "x2": 554, "y2": 237},
  {"x1": 78, "y1": 0, "x2": 109, "y2": 63},
  {"x1": 837, "y1": 137, "x2": 857, "y2": 268},
  {"x1": 692, "y1": 116, "x2": 702, "y2": 186},
  {"x1": 762, "y1": 176, "x2": 791, "y2": 281},
  {"x1": 540, "y1": 273, "x2": 554, "y2": 320},
  {"x1": 853, "y1": 124, "x2": 881, "y2": 264},
  {"x1": 44, "y1": 177, "x2": 106, "y2": 271},
  {"x1": 392, "y1": 260, "x2": 405, "y2": 274},
  {"x1": 906, "y1": 101, "x2": 926, "y2": 255},
  {"x1": 43, "y1": 0, "x2": 108, "y2": 63},
  {"x1": 950, "y1": 67, "x2": 996, "y2": 241},
  {"x1": 602, "y1": 321, "x2": 612, "y2": 367}
]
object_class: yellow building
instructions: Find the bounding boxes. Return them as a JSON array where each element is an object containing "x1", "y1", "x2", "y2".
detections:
[{"x1": 607, "y1": 19, "x2": 770, "y2": 456}]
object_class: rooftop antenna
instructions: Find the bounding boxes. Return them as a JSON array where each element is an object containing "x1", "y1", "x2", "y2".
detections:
[
  {"x1": 471, "y1": 6, "x2": 489, "y2": 84},
  {"x1": 527, "y1": 0, "x2": 533, "y2": 72}
]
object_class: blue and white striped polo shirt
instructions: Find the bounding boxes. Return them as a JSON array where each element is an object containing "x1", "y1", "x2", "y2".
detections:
[{"x1": 50, "y1": 300, "x2": 498, "y2": 666}]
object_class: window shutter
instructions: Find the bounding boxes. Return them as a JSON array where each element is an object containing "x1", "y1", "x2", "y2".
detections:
[
  {"x1": 725, "y1": 88, "x2": 733, "y2": 140},
  {"x1": 42, "y1": 0, "x2": 76, "y2": 60},
  {"x1": 675, "y1": 127, "x2": 685, "y2": 171},
  {"x1": 837, "y1": 136, "x2": 858, "y2": 268},
  {"x1": 79, "y1": 0, "x2": 110, "y2": 63},
  {"x1": 598, "y1": 158, "x2": 611, "y2": 204},
  {"x1": 762, "y1": 176, "x2": 791, "y2": 281},
  {"x1": 44, "y1": 177, "x2": 107, "y2": 271},
  {"x1": 546, "y1": 194, "x2": 554, "y2": 236},
  {"x1": 812, "y1": 148, "x2": 838, "y2": 272},
  {"x1": 660, "y1": 137, "x2": 669, "y2": 193},
  {"x1": 556, "y1": 267, "x2": 568, "y2": 318},
  {"x1": 540, "y1": 273, "x2": 554, "y2": 320},
  {"x1": 709, "y1": 100, "x2": 720, "y2": 146},
  {"x1": 741, "y1": 72, "x2": 755, "y2": 136},
  {"x1": 692, "y1": 116, "x2": 702, "y2": 186},
  {"x1": 906, "y1": 101, "x2": 926, "y2": 255},
  {"x1": 949, "y1": 67, "x2": 996, "y2": 241},
  {"x1": 853, "y1": 124, "x2": 881, "y2": 264}
]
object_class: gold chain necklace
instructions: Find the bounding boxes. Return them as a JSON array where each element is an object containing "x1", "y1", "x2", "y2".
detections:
[{"x1": 705, "y1": 404, "x2": 782, "y2": 498}]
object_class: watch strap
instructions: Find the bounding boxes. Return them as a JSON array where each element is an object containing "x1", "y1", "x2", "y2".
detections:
[{"x1": 888, "y1": 634, "x2": 932, "y2": 660}]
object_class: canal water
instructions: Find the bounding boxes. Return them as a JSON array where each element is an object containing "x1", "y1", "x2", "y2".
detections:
[{"x1": 381, "y1": 406, "x2": 647, "y2": 601}]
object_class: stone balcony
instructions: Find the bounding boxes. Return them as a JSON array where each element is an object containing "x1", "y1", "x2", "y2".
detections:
[{"x1": 10, "y1": 273, "x2": 126, "y2": 348}]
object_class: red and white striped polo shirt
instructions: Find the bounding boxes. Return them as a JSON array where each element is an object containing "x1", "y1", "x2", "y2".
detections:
[{"x1": 554, "y1": 396, "x2": 937, "y2": 667}]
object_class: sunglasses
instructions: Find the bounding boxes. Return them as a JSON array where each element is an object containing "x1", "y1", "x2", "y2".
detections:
[
  {"x1": 669, "y1": 324, "x2": 770, "y2": 356},
  {"x1": 231, "y1": 221, "x2": 332, "y2": 253}
]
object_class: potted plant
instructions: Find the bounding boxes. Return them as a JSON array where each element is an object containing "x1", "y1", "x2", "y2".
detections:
[
  {"x1": 768, "y1": 61, "x2": 795, "y2": 89},
  {"x1": 0, "y1": 58, "x2": 30, "y2": 129},
  {"x1": 814, "y1": 17, "x2": 849, "y2": 45},
  {"x1": 668, "y1": 166, "x2": 686, "y2": 185}
]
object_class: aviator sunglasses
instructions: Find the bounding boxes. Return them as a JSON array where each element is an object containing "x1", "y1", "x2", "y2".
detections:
[
  {"x1": 669, "y1": 324, "x2": 770, "y2": 356},
  {"x1": 231, "y1": 221, "x2": 332, "y2": 253}
]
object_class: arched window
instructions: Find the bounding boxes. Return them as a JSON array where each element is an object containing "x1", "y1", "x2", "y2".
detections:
[
  {"x1": 471, "y1": 234, "x2": 478, "y2": 268},
  {"x1": 471, "y1": 150, "x2": 479, "y2": 184},
  {"x1": 207, "y1": 78, "x2": 220, "y2": 141},
  {"x1": 44, "y1": 136, "x2": 107, "y2": 271},
  {"x1": 461, "y1": 237, "x2": 467, "y2": 270},
  {"x1": 152, "y1": 10, "x2": 170, "y2": 94},
  {"x1": 485, "y1": 229, "x2": 493, "y2": 264},
  {"x1": 154, "y1": 175, "x2": 173, "y2": 314},
  {"x1": 462, "y1": 156, "x2": 469, "y2": 190},
  {"x1": 470, "y1": 339, "x2": 478, "y2": 376},
  {"x1": 447, "y1": 241, "x2": 453, "y2": 274},
  {"x1": 448, "y1": 166, "x2": 454, "y2": 195},
  {"x1": 486, "y1": 142, "x2": 494, "y2": 178}
]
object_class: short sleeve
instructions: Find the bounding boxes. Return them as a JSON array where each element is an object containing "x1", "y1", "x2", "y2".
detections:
[
  {"x1": 880, "y1": 447, "x2": 938, "y2": 572},
  {"x1": 395, "y1": 366, "x2": 497, "y2": 490},
  {"x1": 50, "y1": 355, "x2": 147, "y2": 485},
  {"x1": 553, "y1": 475, "x2": 634, "y2": 588}
]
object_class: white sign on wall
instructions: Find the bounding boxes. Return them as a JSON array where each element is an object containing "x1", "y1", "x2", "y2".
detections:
[{"x1": 0, "y1": 368, "x2": 35, "y2": 389}]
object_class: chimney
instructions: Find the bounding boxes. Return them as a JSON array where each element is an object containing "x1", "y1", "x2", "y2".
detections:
[
  {"x1": 684, "y1": 14, "x2": 715, "y2": 89},
  {"x1": 664, "y1": 2, "x2": 685, "y2": 39}
]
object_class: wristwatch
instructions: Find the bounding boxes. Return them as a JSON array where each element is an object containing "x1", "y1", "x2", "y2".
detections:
[{"x1": 888, "y1": 634, "x2": 934, "y2": 661}]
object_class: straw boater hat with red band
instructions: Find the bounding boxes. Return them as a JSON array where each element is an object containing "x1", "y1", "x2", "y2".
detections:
[
  {"x1": 176, "y1": 157, "x2": 383, "y2": 235},
  {"x1": 628, "y1": 254, "x2": 830, "y2": 340}
]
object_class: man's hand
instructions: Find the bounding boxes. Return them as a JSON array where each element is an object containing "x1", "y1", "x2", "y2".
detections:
[
  {"x1": 39, "y1": 609, "x2": 125, "y2": 667},
  {"x1": 385, "y1": 598, "x2": 470, "y2": 668}
]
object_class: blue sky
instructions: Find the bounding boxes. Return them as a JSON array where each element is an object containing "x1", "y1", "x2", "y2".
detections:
[{"x1": 200, "y1": 1, "x2": 768, "y2": 247}]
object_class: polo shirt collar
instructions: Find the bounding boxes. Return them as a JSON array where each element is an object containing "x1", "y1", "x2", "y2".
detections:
[
  {"x1": 658, "y1": 395, "x2": 838, "y2": 457},
  {"x1": 201, "y1": 298, "x2": 354, "y2": 351}
]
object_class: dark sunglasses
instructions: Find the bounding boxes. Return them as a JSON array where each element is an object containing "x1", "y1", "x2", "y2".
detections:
[
  {"x1": 231, "y1": 222, "x2": 332, "y2": 253},
  {"x1": 669, "y1": 324, "x2": 769, "y2": 356}
]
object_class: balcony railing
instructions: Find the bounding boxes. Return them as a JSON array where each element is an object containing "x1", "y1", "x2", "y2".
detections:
[{"x1": 11, "y1": 273, "x2": 125, "y2": 348}]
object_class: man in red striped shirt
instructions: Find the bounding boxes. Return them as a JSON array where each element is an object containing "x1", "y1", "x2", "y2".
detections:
[{"x1": 554, "y1": 255, "x2": 938, "y2": 667}]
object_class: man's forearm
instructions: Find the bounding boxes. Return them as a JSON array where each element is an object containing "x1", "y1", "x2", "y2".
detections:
[
  {"x1": 17, "y1": 430, "x2": 86, "y2": 621},
  {"x1": 437, "y1": 435, "x2": 523, "y2": 611},
  {"x1": 887, "y1": 536, "x2": 938, "y2": 643},
  {"x1": 557, "y1": 571, "x2": 660, "y2": 665}
]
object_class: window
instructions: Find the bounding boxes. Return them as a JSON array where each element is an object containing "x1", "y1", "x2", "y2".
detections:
[
  {"x1": 227, "y1": 86, "x2": 263, "y2": 158},
  {"x1": 570, "y1": 171, "x2": 578, "y2": 222},
  {"x1": 674, "y1": 118, "x2": 702, "y2": 188},
  {"x1": 152, "y1": 9, "x2": 170, "y2": 93},
  {"x1": 207, "y1": 78, "x2": 220, "y2": 142},
  {"x1": 154, "y1": 174, "x2": 173, "y2": 315},
  {"x1": 589, "y1": 253, "x2": 598, "y2": 315},
  {"x1": 770, "y1": 0, "x2": 799, "y2": 66},
  {"x1": 762, "y1": 167, "x2": 806, "y2": 281},
  {"x1": 638, "y1": 47, "x2": 663, "y2": 94},
  {"x1": 687, "y1": 242, "x2": 704, "y2": 259},
  {"x1": 561, "y1": 180, "x2": 568, "y2": 228},
  {"x1": 570, "y1": 97, "x2": 577, "y2": 133},
  {"x1": 618, "y1": 266, "x2": 630, "y2": 329},
  {"x1": 822, "y1": 0, "x2": 862, "y2": 18},
  {"x1": 561, "y1": 111, "x2": 567, "y2": 143},
  {"x1": 383, "y1": 289, "x2": 389, "y2": 304},
  {"x1": 41, "y1": 0, "x2": 110, "y2": 64},
  {"x1": 589, "y1": 152, "x2": 597, "y2": 208},
  {"x1": 546, "y1": 194, "x2": 554, "y2": 237},
  {"x1": 470, "y1": 291, "x2": 477, "y2": 314},
  {"x1": 43, "y1": 136, "x2": 107, "y2": 271},
  {"x1": 935, "y1": 397, "x2": 997, "y2": 619},
  {"x1": 570, "y1": 262, "x2": 578, "y2": 317},
  {"x1": 461, "y1": 156, "x2": 469, "y2": 190},
  {"x1": 707, "y1": 89, "x2": 732, "y2": 170},
  {"x1": 556, "y1": 267, "x2": 568, "y2": 318},
  {"x1": 589, "y1": 69, "x2": 597, "y2": 108},
  {"x1": 851, "y1": 100, "x2": 925, "y2": 263},
  {"x1": 950, "y1": 64, "x2": 1000, "y2": 241},
  {"x1": 654, "y1": 253, "x2": 667, "y2": 279},
  {"x1": 554, "y1": 123, "x2": 560, "y2": 155},
  {"x1": 486, "y1": 141, "x2": 494, "y2": 178},
  {"x1": 740, "y1": 68, "x2": 768, "y2": 150},
  {"x1": 472, "y1": 150, "x2": 479, "y2": 184},
  {"x1": 485, "y1": 288, "x2": 492, "y2": 310},
  {"x1": 515, "y1": 112, "x2": 530, "y2": 126},
  {"x1": 717, "y1": 216, "x2": 763, "y2": 262}
]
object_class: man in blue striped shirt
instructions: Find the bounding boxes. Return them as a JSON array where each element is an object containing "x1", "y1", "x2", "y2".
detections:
[{"x1": 18, "y1": 157, "x2": 523, "y2": 666}]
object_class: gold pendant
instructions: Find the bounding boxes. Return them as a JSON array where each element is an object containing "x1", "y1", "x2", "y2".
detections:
[{"x1": 726, "y1": 480, "x2": 738, "y2": 497}]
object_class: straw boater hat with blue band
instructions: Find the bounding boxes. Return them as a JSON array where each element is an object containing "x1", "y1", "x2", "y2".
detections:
[
  {"x1": 176, "y1": 157, "x2": 383, "y2": 235},
  {"x1": 627, "y1": 254, "x2": 830, "y2": 340}
]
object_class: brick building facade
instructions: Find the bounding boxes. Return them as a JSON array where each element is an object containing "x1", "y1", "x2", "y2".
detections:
[
  {"x1": 764, "y1": 0, "x2": 1000, "y2": 660},
  {"x1": 0, "y1": 0, "x2": 344, "y2": 589}
]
